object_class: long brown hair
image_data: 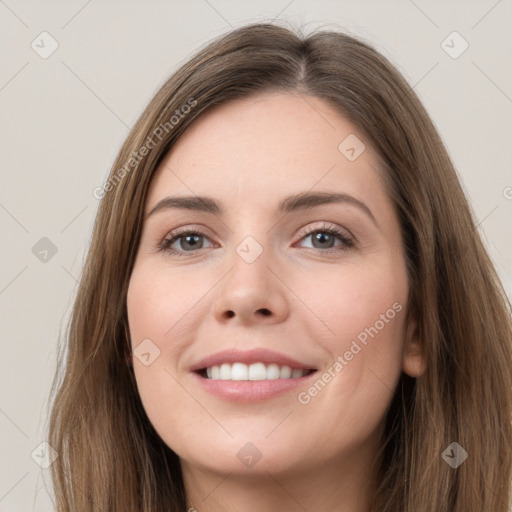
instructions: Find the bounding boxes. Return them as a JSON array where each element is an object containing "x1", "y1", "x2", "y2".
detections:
[{"x1": 46, "y1": 21, "x2": 512, "y2": 511}]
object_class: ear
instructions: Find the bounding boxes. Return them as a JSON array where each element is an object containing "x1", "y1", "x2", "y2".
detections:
[{"x1": 402, "y1": 317, "x2": 426, "y2": 378}]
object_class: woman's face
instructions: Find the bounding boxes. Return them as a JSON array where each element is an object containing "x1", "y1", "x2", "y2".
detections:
[{"x1": 126, "y1": 91, "x2": 424, "y2": 479}]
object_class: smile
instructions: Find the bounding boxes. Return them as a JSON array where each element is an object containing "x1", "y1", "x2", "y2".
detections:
[
  {"x1": 190, "y1": 348, "x2": 318, "y2": 401},
  {"x1": 200, "y1": 362, "x2": 316, "y2": 380}
]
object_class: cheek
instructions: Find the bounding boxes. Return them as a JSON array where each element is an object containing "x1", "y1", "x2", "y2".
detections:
[
  {"x1": 293, "y1": 257, "x2": 408, "y2": 353},
  {"x1": 293, "y1": 261, "x2": 406, "y2": 380},
  {"x1": 126, "y1": 263, "x2": 203, "y2": 350},
  {"x1": 126, "y1": 264, "x2": 213, "y2": 445},
  {"x1": 291, "y1": 263, "x2": 407, "y2": 441}
]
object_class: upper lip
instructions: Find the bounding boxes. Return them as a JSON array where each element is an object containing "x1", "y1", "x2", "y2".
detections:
[{"x1": 189, "y1": 348, "x2": 316, "y2": 372}]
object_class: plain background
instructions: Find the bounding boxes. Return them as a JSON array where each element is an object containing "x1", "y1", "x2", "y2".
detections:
[{"x1": 1, "y1": 0, "x2": 511, "y2": 509}]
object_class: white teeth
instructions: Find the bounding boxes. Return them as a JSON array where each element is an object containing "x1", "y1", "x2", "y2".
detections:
[
  {"x1": 267, "y1": 363, "x2": 280, "y2": 380},
  {"x1": 220, "y1": 363, "x2": 231, "y2": 380},
  {"x1": 249, "y1": 362, "x2": 267, "y2": 380},
  {"x1": 280, "y1": 365, "x2": 292, "y2": 379},
  {"x1": 231, "y1": 362, "x2": 248, "y2": 381},
  {"x1": 291, "y1": 368, "x2": 304, "y2": 379},
  {"x1": 203, "y1": 362, "x2": 311, "y2": 380}
]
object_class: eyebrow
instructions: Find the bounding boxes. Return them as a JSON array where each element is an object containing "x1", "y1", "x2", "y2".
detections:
[{"x1": 146, "y1": 191, "x2": 379, "y2": 228}]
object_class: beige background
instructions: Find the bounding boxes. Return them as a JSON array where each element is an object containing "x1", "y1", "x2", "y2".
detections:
[{"x1": 1, "y1": 0, "x2": 511, "y2": 509}]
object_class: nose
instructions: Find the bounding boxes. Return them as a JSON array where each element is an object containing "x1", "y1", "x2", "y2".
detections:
[{"x1": 212, "y1": 243, "x2": 290, "y2": 326}]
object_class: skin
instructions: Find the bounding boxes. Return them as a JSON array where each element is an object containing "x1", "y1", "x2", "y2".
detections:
[{"x1": 126, "y1": 91, "x2": 426, "y2": 512}]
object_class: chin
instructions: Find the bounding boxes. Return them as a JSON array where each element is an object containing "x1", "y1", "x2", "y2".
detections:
[{"x1": 173, "y1": 435, "x2": 305, "y2": 476}]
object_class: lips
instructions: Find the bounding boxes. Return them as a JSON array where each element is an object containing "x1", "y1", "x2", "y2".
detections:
[{"x1": 189, "y1": 348, "x2": 318, "y2": 402}]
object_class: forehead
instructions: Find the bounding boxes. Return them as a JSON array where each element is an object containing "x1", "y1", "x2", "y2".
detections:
[{"x1": 145, "y1": 92, "x2": 390, "y2": 215}]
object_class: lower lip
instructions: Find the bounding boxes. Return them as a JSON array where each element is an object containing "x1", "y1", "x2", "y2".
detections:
[{"x1": 191, "y1": 371, "x2": 317, "y2": 403}]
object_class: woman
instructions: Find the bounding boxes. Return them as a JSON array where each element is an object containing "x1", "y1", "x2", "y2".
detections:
[{"x1": 47, "y1": 21, "x2": 512, "y2": 511}]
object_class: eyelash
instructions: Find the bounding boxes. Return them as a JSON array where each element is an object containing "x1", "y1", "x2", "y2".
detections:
[{"x1": 158, "y1": 223, "x2": 355, "y2": 258}]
